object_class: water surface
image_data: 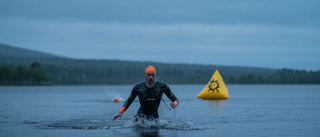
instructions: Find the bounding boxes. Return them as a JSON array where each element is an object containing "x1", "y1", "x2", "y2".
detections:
[{"x1": 0, "y1": 85, "x2": 319, "y2": 137}]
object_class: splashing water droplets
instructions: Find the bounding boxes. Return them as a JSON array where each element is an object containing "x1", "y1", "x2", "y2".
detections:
[
  {"x1": 123, "y1": 117, "x2": 200, "y2": 130},
  {"x1": 106, "y1": 89, "x2": 125, "y2": 102}
]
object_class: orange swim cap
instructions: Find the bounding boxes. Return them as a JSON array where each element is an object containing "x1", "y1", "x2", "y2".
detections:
[
  {"x1": 144, "y1": 65, "x2": 156, "y2": 76},
  {"x1": 113, "y1": 98, "x2": 120, "y2": 102}
]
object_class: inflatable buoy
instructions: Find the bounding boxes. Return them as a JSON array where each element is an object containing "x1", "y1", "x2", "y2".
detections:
[
  {"x1": 197, "y1": 69, "x2": 229, "y2": 100},
  {"x1": 113, "y1": 98, "x2": 120, "y2": 102}
]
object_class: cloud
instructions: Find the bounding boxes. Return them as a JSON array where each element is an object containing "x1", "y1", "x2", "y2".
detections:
[
  {"x1": 1, "y1": 0, "x2": 319, "y2": 70},
  {"x1": 1, "y1": 0, "x2": 319, "y2": 27},
  {"x1": 1, "y1": 18, "x2": 318, "y2": 68}
]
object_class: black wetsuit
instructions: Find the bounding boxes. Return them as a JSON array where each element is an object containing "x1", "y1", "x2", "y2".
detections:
[{"x1": 122, "y1": 81, "x2": 179, "y2": 119}]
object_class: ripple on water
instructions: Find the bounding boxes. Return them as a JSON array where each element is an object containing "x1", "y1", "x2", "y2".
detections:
[{"x1": 23, "y1": 117, "x2": 203, "y2": 130}]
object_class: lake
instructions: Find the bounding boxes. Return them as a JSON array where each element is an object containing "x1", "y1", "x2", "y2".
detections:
[{"x1": 0, "y1": 85, "x2": 319, "y2": 137}]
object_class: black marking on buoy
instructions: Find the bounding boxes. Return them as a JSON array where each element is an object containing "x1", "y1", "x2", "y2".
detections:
[{"x1": 208, "y1": 79, "x2": 220, "y2": 93}]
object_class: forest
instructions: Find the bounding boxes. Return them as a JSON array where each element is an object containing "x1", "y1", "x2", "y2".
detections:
[
  {"x1": 1, "y1": 44, "x2": 319, "y2": 85},
  {"x1": 1, "y1": 62, "x2": 319, "y2": 85},
  {"x1": 0, "y1": 62, "x2": 48, "y2": 85},
  {"x1": 228, "y1": 69, "x2": 320, "y2": 84}
]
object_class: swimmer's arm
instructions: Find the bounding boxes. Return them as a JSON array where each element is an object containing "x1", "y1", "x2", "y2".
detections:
[
  {"x1": 113, "y1": 88, "x2": 137, "y2": 121},
  {"x1": 122, "y1": 88, "x2": 138, "y2": 110},
  {"x1": 164, "y1": 86, "x2": 179, "y2": 108}
]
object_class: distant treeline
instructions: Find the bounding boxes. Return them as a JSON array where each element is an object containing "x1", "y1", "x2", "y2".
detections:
[
  {"x1": 44, "y1": 65, "x2": 320, "y2": 85},
  {"x1": 0, "y1": 62, "x2": 48, "y2": 85},
  {"x1": 228, "y1": 69, "x2": 320, "y2": 84},
  {"x1": 1, "y1": 63, "x2": 319, "y2": 85},
  {"x1": 1, "y1": 43, "x2": 320, "y2": 85}
]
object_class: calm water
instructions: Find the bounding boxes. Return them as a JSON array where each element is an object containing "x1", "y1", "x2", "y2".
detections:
[{"x1": 0, "y1": 85, "x2": 319, "y2": 137}]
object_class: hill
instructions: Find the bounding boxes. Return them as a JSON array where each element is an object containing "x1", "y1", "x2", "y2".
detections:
[
  {"x1": 0, "y1": 43, "x2": 276, "y2": 73},
  {"x1": 0, "y1": 44, "x2": 57, "y2": 58},
  {"x1": 4, "y1": 43, "x2": 318, "y2": 85}
]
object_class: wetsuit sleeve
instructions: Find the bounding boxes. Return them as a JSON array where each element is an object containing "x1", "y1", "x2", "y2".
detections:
[
  {"x1": 164, "y1": 85, "x2": 179, "y2": 104},
  {"x1": 121, "y1": 87, "x2": 138, "y2": 113}
]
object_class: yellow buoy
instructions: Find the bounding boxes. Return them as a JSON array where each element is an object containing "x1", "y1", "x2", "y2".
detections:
[{"x1": 197, "y1": 69, "x2": 229, "y2": 100}]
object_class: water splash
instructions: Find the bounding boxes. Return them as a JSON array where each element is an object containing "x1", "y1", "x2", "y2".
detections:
[
  {"x1": 27, "y1": 100, "x2": 201, "y2": 130},
  {"x1": 173, "y1": 109, "x2": 177, "y2": 121},
  {"x1": 107, "y1": 90, "x2": 125, "y2": 102},
  {"x1": 123, "y1": 117, "x2": 201, "y2": 130},
  {"x1": 26, "y1": 117, "x2": 201, "y2": 130}
]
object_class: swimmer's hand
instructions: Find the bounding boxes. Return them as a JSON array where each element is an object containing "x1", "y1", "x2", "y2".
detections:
[
  {"x1": 170, "y1": 101, "x2": 178, "y2": 109},
  {"x1": 113, "y1": 112, "x2": 123, "y2": 121}
]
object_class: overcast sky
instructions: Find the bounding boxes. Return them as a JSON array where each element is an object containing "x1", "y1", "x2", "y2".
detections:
[{"x1": 1, "y1": 0, "x2": 319, "y2": 70}]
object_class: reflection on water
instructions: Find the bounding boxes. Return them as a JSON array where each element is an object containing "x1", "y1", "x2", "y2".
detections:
[
  {"x1": 206, "y1": 100, "x2": 227, "y2": 107},
  {"x1": 125, "y1": 117, "x2": 199, "y2": 137},
  {"x1": 133, "y1": 127, "x2": 160, "y2": 137}
]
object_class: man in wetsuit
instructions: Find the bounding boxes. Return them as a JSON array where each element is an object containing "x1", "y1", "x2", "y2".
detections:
[{"x1": 113, "y1": 65, "x2": 179, "y2": 121}]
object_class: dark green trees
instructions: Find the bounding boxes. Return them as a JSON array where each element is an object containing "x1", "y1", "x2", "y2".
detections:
[{"x1": 0, "y1": 62, "x2": 48, "y2": 85}]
